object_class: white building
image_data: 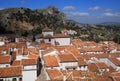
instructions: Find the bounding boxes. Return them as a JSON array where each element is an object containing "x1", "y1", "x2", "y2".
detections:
[
  {"x1": 58, "y1": 53, "x2": 78, "y2": 70},
  {"x1": 36, "y1": 27, "x2": 70, "y2": 46},
  {"x1": 21, "y1": 58, "x2": 41, "y2": 81}
]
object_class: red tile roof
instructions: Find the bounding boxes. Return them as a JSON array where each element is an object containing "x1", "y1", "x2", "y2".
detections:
[
  {"x1": 39, "y1": 43, "x2": 53, "y2": 50},
  {"x1": 58, "y1": 53, "x2": 77, "y2": 62},
  {"x1": 88, "y1": 63, "x2": 98, "y2": 72},
  {"x1": 0, "y1": 66, "x2": 22, "y2": 78},
  {"x1": 55, "y1": 46, "x2": 80, "y2": 58},
  {"x1": 96, "y1": 62, "x2": 108, "y2": 69},
  {"x1": 43, "y1": 55, "x2": 59, "y2": 67},
  {"x1": 28, "y1": 54, "x2": 39, "y2": 59},
  {"x1": 109, "y1": 57, "x2": 120, "y2": 66},
  {"x1": 42, "y1": 47, "x2": 56, "y2": 55},
  {"x1": 110, "y1": 72, "x2": 120, "y2": 76},
  {"x1": 46, "y1": 69, "x2": 63, "y2": 80},
  {"x1": 78, "y1": 59, "x2": 87, "y2": 66},
  {"x1": 0, "y1": 55, "x2": 11, "y2": 64},
  {"x1": 113, "y1": 77, "x2": 120, "y2": 81},
  {"x1": 12, "y1": 60, "x2": 21, "y2": 66},
  {"x1": 21, "y1": 59, "x2": 37, "y2": 66},
  {"x1": 28, "y1": 48, "x2": 39, "y2": 54}
]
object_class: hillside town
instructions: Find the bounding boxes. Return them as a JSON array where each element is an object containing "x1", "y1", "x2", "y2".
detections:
[{"x1": 0, "y1": 27, "x2": 120, "y2": 81}]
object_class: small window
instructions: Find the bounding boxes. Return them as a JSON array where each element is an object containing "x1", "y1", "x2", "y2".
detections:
[
  {"x1": 49, "y1": 38, "x2": 51, "y2": 42},
  {"x1": 19, "y1": 78, "x2": 22, "y2": 81},
  {"x1": 0, "y1": 79, "x2": 3, "y2": 81},
  {"x1": 73, "y1": 68, "x2": 76, "y2": 70},
  {"x1": 12, "y1": 78, "x2": 17, "y2": 81},
  {"x1": 6, "y1": 65, "x2": 9, "y2": 67}
]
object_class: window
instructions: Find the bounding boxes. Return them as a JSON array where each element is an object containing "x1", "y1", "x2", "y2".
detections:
[
  {"x1": 6, "y1": 65, "x2": 9, "y2": 67},
  {"x1": 19, "y1": 78, "x2": 22, "y2": 81},
  {"x1": 0, "y1": 79, "x2": 3, "y2": 81},
  {"x1": 73, "y1": 68, "x2": 76, "y2": 70},
  {"x1": 12, "y1": 78, "x2": 17, "y2": 81},
  {"x1": 49, "y1": 38, "x2": 51, "y2": 42}
]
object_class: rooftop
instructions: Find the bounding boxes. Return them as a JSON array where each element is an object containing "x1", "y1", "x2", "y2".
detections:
[
  {"x1": 21, "y1": 58, "x2": 37, "y2": 66},
  {"x1": 43, "y1": 55, "x2": 59, "y2": 67},
  {"x1": 58, "y1": 53, "x2": 77, "y2": 62},
  {"x1": 0, "y1": 66, "x2": 22, "y2": 78},
  {"x1": 0, "y1": 55, "x2": 11, "y2": 64}
]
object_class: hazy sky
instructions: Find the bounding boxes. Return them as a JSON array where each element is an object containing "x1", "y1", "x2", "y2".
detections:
[{"x1": 0, "y1": 0, "x2": 120, "y2": 24}]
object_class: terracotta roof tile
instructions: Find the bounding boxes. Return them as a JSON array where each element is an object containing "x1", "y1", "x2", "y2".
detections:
[
  {"x1": 0, "y1": 47, "x2": 9, "y2": 55},
  {"x1": 78, "y1": 59, "x2": 87, "y2": 66},
  {"x1": 79, "y1": 47, "x2": 103, "y2": 53},
  {"x1": 28, "y1": 48, "x2": 39, "y2": 54},
  {"x1": 6, "y1": 43, "x2": 17, "y2": 48},
  {"x1": 12, "y1": 60, "x2": 21, "y2": 66},
  {"x1": 109, "y1": 57, "x2": 120, "y2": 66},
  {"x1": 110, "y1": 72, "x2": 120, "y2": 76},
  {"x1": 21, "y1": 59, "x2": 37, "y2": 66},
  {"x1": 113, "y1": 77, "x2": 120, "y2": 81},
  {"x1": 0, "y1": 66, "x2": 22, "y2": 78},
  {"x1": 23, "y1": 48, "x2": 29, "y2": 55},
  {"x1": 82, "y1": 53, "x2": 109, "y2": 60},
  {"x1": 0, "y1": 55, "x2": 11, "y2": 64},
  {"x1": 58, "y1": 53, "x2": 77, "y2": 62},
  {"x1": 43, "y1": 55, "x2": 59, "y2": 67},
  {"x1": 109, "y1": 66, "x2": 115, "y2": 72},
  {"x1": 42, "y1": 47, "x2": 57, "y2": 55},
  {"x1": 28, "y1": 54, "x2": 39, "y2": 59},
  {"x1": 17, "y1": 48, "x2": 23, "y2": 55},
  {"x1": 46, "y1": 69, "x2": 63, "y2": 80},
  {"x1": 39, "y1": 43, "x2": 53, "y2": 50},
  {"x1": 96, "y1": 62, "x2": 108, "y2": 69},
  {"x1": 88, "y1": 63, "x2": 98, "y2": 72},
  {"x1": 55, "y1": 46, "x2": 80, "y2": 59},
  {"x1": 16, "y1": 42, "x2": 26, "y2": 48}
]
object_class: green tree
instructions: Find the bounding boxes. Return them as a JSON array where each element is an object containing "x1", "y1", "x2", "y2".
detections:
[{"x1": 113, "y1": 34, "x2": 120, "y2": 44}]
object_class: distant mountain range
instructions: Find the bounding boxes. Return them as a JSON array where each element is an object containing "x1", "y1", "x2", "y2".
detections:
[{"x1": 98, "y1": 22, "x2": 120, "y2": 27}]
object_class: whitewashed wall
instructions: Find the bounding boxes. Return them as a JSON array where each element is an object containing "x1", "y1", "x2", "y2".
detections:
[
  {"x1": 59, "y1": 62, "x2": 78, "y2": 70},
  {"x1": 44, "y1": 39, "x2": 55, "y2": 45},
  {"x1": 0, "y1": 77, "x2": 21, "y2": 81},
  {"x1": 0, "y1": 64, "x2": 10, "y2": 67},
  {"x1": 55, "y1": 38, "x2": 70, "y2": 46},
  {"x1": 22, "y1": 70, "x2": 37, "y2": 81},
  {"x1": 0, "y1": 42, "x2": 5, "y2": 46},
  {"x1": 23, "y1": 65, "x2": 37, "y2": 70}
]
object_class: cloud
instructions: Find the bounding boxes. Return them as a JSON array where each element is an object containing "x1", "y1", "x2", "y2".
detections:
[
  {"x1": 66, "y1": 12, "x2": 89, "y2": 17},
  {"x1": 89, "y1": 6, "x2": 101, "y2": 11},
  {"x1": 63, "y1": 6, "x2": 76, "y2": 11},
  {"x1": 103, "y1": 12, "x2": 120, "y2": 17},
  {"x1": 0, "y1": 8, "x2": 4, "y2": 10}
]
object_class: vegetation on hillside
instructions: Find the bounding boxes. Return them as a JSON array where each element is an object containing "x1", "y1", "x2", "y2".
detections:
[{"x1": 0, "y1": 6, "x2": 120, "y2": 43}]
